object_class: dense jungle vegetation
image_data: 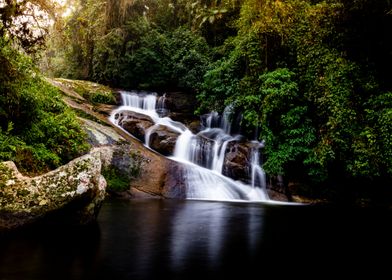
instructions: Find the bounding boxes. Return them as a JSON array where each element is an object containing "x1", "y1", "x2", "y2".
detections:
[
  {"x1": 0, "y1": 0, "x2": 89, "y2": 175},
  {"x1": 1, "y1": 0, "x2": 392, "y2": 201}
]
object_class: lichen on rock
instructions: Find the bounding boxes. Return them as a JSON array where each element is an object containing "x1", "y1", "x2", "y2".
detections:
[{"x1": 0, "y1": 152, "x2": 107, "y2": 231}]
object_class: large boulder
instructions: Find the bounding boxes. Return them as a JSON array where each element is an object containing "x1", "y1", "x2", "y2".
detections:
[
  {"x1": 223, "y1": 142, "x2": 251, "y2": 183},
  {"x1": 126, "y1": 150, "x2": 187, "y2": 199},
  {"x1": 164, "y1": 92, "x2": 197, "y2": 115},
  {"x1": 0, "y1": 152, "x2": 106, "y2": 231},
  {"x1": 89, "y1": 134, "x2": 186, "y2": 199},
  {"x1": 81, "y1": 109, "x2": 187, "y2": 200},
  {"x1": 164, "y1": 92, "x2": 198, "y2": 126},
  {"x1": 115, "y1": 110, "x2": 154, "y2": 142},
  {"x1": 148, "y1": 125, "x2": 181, "y2": 156},
  {"x1": 163, "y1": 162, "x2": 187, "y2": 198}
]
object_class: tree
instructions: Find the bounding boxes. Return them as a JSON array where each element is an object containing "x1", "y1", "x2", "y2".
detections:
[{"x1": 0, "y1": 0, "x2": 58, "y2": 53}]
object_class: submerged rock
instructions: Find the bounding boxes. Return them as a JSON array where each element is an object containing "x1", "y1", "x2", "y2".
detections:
[{"x1": 0, "y1": 152, "x2": 106, "y2": 231}]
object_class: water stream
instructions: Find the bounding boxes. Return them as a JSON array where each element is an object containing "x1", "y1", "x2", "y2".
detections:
[{"x1": 109, "y1": 91, "x2": 269, "y2": 202}]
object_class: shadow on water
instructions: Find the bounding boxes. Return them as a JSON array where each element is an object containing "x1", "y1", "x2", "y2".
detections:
[
  {"x1": 0, "y1": 221, "x2": 101, "y2": 280},
  {"x1": 0, "y1": 198, "x2": 391, "y2": 279}
]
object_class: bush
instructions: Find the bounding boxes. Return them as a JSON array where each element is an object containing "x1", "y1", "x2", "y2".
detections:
[{"x1": 0, "y1": 36, "x2": 90, "y2": 174}]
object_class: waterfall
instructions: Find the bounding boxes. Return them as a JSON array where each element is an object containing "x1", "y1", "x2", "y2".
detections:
[
  {"x1": 110, "y1": 91, "x2": 269, "y2": 202},
  {"x1": 157, "y1": 93, "x2": 169, "y2": 117},
  {"x1": 121, "y1": 90, "x2": 157, "y2": 111},
  {"x1": 250, "y1": 141, "x2": 269, "y2": 199},
  {"x1": 221, "y1": 104, "x2": 233, "y2": 135}
]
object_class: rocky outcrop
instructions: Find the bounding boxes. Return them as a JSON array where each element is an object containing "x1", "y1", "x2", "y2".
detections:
[
  {"x1": 0, "y1": 152, "x2": 106, "y2": 231},
  {"x1": 123, "y1": 147, "x2": 186, "y2": 199},
  {"x1": 115, "y1": 110, "x2": 154, "y2": 142},
  {"x1": 148, "y1": 125, "x2": 181, "y2": 156},
  {"x1": 223, "y1": 142, "x2": 251, "y2": 183},
  {"x1": 165, "y1": 92, "x2": 197, "y2": 115},
  {"x1": 162, "y1": 162, "x2": 187, "y2": 198},
  {"x1": 81, "y1": 118, "x2": 126, "y2": 147},
  {"x1": 0, "y1": 130, "x2": 186, "y2": 231},
  {"x1": 164, "y1": 92, "x2": 198, "y2": 126},
  {"x1": 82, "y1": 116, "x2": 186, "y2": 199}
]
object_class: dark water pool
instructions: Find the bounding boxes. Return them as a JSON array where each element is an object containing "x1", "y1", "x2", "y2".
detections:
[{"x1": 0, "y1": 199, "x2": 391, "y2": 279}]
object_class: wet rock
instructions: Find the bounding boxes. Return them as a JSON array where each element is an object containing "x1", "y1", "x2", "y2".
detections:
[
  {"x1": 93, "y1": 144, "x2": 143, "y2": 189},
  {"x1": 164, "y1": 92, "x2": 198, "y2": 125},
  {"x1": 163, "y1": 162, "x2": 186, "y2": 199},
  {"x1": 94, "y1": 104, "x2": 117, "y2": 116},
  {"x1": 188, "y1": 120, "x2": 201, "y2": 134},
  {"x1": 116, "y1": 111, "x2": 154, "y2": 142},
  {"x1": 164, "y1": 92, "x2": 197, "y2": 116},
  {"x1": 148, "y1": 125, "x2": 181, "y2": 156},
  {"x1": 223, "y1": 142, "x2": 251, "y2": 183},
  {"x1": 0, "y1": 152, "x2": 106, "y2": 231}
]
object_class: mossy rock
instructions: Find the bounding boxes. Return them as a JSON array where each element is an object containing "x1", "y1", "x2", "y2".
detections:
[
  {"x1": 55, "y1": 78, "x2": 117, "y2": 105},
  {"x1": 0, "y1": 152, "x2": 107, "y2": 231}
]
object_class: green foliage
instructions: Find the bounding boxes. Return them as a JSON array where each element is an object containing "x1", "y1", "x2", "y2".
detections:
[
  {"x1": 200, "y1": 0, "x2": 392, "y2": 191},
  {"x1": 0, "y1": 124, "x2": 25, "y2": 162},
  {"x1": 349, "y1": 92, "x2": 392, "y2": 177},
  {"x1": 45, "y1": 0, "x2": 213, "y2": 92},
  {"x1": 122, "y1": 28, "x2": 172, "y2": 89},
  {"x1": 169, "y1": 28, "x2": 211, "y2": 90},
  {"x1": 0, "y1": 36, "x2": 89, "y2": 175},
  {"x1": 197, "y1": 38, "x2": 245, "y2": 113},
  {"x1": 92, "y1": 27, "x2": 129, "y2": 86},
  {"x1": 102, "y1": 166, "x2": 131, "y2": 192},
  {"x1": 232, "y1": 69, "x2": 319, "y2": 179},
  {"x1": 99, "y1": 26, "x2": 212, "y2": 91}
]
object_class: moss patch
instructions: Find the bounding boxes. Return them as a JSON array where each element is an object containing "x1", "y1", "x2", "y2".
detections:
[
  {"x1": 101, "y1": 146, "x2": 143, "y2": 192},
  {"x1": 55, "y1": 78, "x2": 116, "y2": 105},
  {"x1": 73, "y1": 108, "x2": 109, "y2": 127},
  {"x1": 0, "y1": 163, "x2": 15, "y2": 190},
  {"x1": 102, "y1": 166, "x2": 130, "y2": 192}
]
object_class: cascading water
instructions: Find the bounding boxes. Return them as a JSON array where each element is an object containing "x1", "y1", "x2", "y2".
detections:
[
  {"x1": 250, "y1": 141, "x2": 267, "y2": 192},
  {"x1": 110, "y1": 91, "x2": 269, "y2": 202},
  {"x1": 157, "y1": 93, "x2": 169, "y2": 117}
]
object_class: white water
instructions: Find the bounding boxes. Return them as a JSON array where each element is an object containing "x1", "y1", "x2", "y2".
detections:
[{"x1": 110, "y1": 91, "x2": 269, "y2": 202}]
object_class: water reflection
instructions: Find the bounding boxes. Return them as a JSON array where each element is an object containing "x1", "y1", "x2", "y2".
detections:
[
  {"x1": 169, "y1": 201, "x2": 267, "y2": 276},
  {"x1": 0, "y1": 223, "x2": 101, "y2": 280},
  {"x1": 0, "y1": 199, "x2": 391, "y2": 280},
  {"x1": 247, "y1": 206, "x2": 264, "y2": 256},
  {"x1": 170, "y1": 202, "x2": 229, "y2": 270}
]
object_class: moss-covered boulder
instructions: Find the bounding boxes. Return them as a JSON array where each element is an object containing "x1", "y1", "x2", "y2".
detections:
[
  {"x1": 0, "y1": 152, "x2": 106, "y2": 231},
  {"x1": 53, "y1": 78, "x2": 117, "y2": 105}
]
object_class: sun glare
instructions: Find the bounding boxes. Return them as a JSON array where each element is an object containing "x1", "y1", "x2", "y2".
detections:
[{"x1": 52, "y1": 0, "x2": 75, "y2": 18}]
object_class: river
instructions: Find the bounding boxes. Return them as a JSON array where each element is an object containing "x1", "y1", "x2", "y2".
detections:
[{"x1": 0, "y1": 199, "x2": 390, "y2": 279}]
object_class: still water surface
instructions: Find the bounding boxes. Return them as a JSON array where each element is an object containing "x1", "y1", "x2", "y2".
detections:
[{"x1": 0, "y1": 199, "x2": 391, "y2": 279}]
